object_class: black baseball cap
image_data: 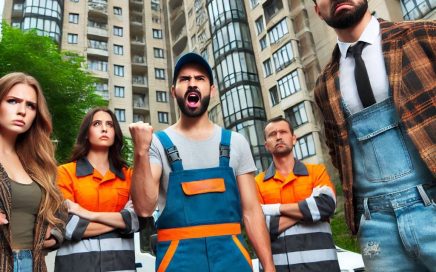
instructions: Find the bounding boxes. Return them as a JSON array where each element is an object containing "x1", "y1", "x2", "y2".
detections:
[{"x1": 172, "y1": 52, "x2": 213, "y2": 85}]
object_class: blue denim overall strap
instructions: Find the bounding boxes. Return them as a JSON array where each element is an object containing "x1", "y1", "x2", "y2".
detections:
[
  {"x1": 155, "y1": 131, "x2": 184, "y2": 172},
  {"x1": 343, "y1": 97, "x2": 433, "y2": 198},
  {"x1": 154, "y1": 129, "x2": 251, "y2": 272}
]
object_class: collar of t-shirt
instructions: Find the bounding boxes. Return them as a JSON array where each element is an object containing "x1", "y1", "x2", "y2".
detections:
[{"x1": 336, "y1": 16, "x2": 389, "y2": 114}]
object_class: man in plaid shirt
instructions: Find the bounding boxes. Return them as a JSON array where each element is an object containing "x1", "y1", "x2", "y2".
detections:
[{"x1": 313, "y1": 0, "x2": 435, "y2": 271}]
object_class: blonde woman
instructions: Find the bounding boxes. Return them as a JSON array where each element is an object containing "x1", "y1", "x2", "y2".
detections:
[{"x1": 0, "y1": 72, "x2": 67, "y2": 272}]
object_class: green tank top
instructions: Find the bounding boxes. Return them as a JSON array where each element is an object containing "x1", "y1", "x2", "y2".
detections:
[{"x1": 10, "y1": 179, "x2": 42, "y2": 249}]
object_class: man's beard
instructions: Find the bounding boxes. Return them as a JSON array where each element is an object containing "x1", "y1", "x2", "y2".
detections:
[
  {"x1": 324, "y1": 0, "x2": 368, "y2": 29},
  {"x1": 176, "y1": 87, "x2": 211, "y2": 118},
  {"x1": 272, "y1": 144, "x2": 293, "y2": 157}
]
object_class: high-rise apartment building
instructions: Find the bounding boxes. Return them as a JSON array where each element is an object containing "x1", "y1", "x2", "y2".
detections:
[
  {"x1": 3, "y1": 0, "x2": 435, "y2": 171},
  {"x1": 167, "y1": 0, "x2": 434, "y2": 172},
  {"x1": 3, "y1": 0, "x2": 174, "y2": 134}
]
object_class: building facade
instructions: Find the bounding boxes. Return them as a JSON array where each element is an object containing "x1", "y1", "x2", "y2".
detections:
[
  {"x1": 3, "y1": 0, "x2": 175, "y2": 134},
  {"x1": 3, "y1": 0, "x2": 435, "y2": 171}
]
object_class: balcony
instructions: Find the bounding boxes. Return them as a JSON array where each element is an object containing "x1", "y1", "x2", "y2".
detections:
[
  {"x1": 130, "y1": 0, "x2": 144, "y2": 8},
  {"x1": 130, "y1": 15, "x2": 144, "y2": 34},
  {"x1": 172, "y1": 35, "x2": 187, "y2": 57},
  {"x1": 87, "y1": 47, "x2": 108, "y2": 57},
  {"x1": 132, "y1": 75, "x2": 148, "y2": 88},
  {"x1": 171, "y1": 13, "x2": 186, "y2": 41},
  {"x1": 87, "y1": 21, "x2": 108, "y2": 37},
  {"x1": 133, "y1": 94, "x2": 149, "y2": 112},
  {"x1": 132, "y1": 55, "x2": 147, "y2": 72},
  {"x1": 131, "y1": 36, "x2": 145, "y2": 46},
  {"x1": 96, "y1": 90, "x2": 110, "y2": 100},
  {"x1": 89, "y1": 0, "x2": 107, "y2": 14},
  {"x1": 133, "y1": 113, "x2": 149, "y2": 123}
]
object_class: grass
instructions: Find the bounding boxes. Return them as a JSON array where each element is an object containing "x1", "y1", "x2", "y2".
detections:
[
  {"x1": 331, "y1": 182, "x2": 360, "y2": 253},
  {"x1": 331, "y1": 209, "x2": 360, "y2": 253}
]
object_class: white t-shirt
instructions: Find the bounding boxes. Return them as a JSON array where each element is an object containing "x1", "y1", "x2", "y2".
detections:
[{"x1": 149, "y1": 124, "x2": 257, "y2": 212}]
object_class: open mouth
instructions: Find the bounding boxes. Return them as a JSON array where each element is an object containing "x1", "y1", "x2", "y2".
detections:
[{"x1": 185, "y1": 89, "x2": 201, "y2": 108}]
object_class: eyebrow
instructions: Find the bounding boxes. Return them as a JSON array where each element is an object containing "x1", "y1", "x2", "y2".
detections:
[
  {"x1": 6, "y1": 95, "x2": 37, "y2": 106},
  {"x1": 179, "y1": 75, "x2": 206, "y2": 80}
]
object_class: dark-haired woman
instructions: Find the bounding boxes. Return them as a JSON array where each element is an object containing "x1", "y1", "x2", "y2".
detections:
[
  {"x1": 54, "y1": 108, "x2": 139, "y2": 272},
  {"x1": 0, "y1": 72, "x2": 66, "y2": 272}
]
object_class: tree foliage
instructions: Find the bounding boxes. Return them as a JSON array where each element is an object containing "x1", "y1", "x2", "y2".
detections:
[{"x1": 0, "y1": 23, "x2": 107, "y2": 163}]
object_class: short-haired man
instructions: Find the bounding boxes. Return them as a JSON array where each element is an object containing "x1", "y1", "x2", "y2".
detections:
[
  {"x1": 129, "y1": 52, "x2": 275, "y2": 272},
  {"x1": 313, "y1": 0, "x2": 436, "y2": 270},
  {"x1": 256, "y1": 116, "x2": 339, "y2": 271}
]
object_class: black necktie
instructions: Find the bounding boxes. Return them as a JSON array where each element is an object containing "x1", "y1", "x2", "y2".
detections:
[{"x1": 348, "y1": 41, "x2": 376, "y2": 108}]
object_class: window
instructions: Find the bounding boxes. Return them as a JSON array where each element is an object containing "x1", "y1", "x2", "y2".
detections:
[
  {"x1": 151, "y1": 0, "x2": 160, "y2": 11},
  {"x1": 94, "y1": 82, "x2": 109, "y2": 99},
  {"x1": 113, "y1": 26, "x2": 123, "y2": 37},
  {"x1": 255, "y1": 16, "x2": 264, "y2": 35},
  {"x1": 113, "y1": 44, "x2": 123, "y2": 55},
  {"x1": 156, "y1": 91, "x2": 168, "y2": 102},
  {"x1": 263, "y1": 59, "x2": 272, "y2": 77},
  {"x1": 69, "y1": 13, "x2": 79, "y2": 24},
  {"x1": 114, "y1": 86, "x2": 125, "y2": 97},
  {"x1": 115, "y1": 109, "x2": 126, "y2": 122},
  {"x1": 269, "y1": 86, "x2": 279, "y2": 106},
  {"x1": 158, "y1": 112, "x2": 169, "y2": 124},
  {"x1": 201, "y1": 49, "x2": 208, "y2": 61},
  {"x1": 268, "y1": 19, "x2": 288, "y2": 44},
  {"x1": 114, "y1": 65, "x2": 124, "y2": 77},
  {"x1": 12, "y1": 21, "x2": 21, "y2": 28},
  {"x1": 264, "y1": 0, "x2": 283, "y2": 23},
  {"x1": 155, "y1": 68, "x2": 165, "y2": 79},
  {"x1": 67, "y1": 33, "x2": 78, "y2": 44},
  {"x1": 285, "y1": 102, "x2": 308, "y2": 129},
  {"x1": 153, "y1": 48, "x2": 164, "y2": 58},
  {"x1": 401, "y1": 0, "x2": 435, "y2": 20},
  {"x1": 278, "y1": 70, "x2": 301, "y2": 99},
  {"x1": 198, "y1": 31, "x2": 207, "y2": 43},
  {"x1": 250, "y1": 0, "x2": 259, "y2": 8},
  {"x1": 113, "y1": 7, "x2": 122, "y2": 15},
  {"x1": 88, "y1": 59, "x2": 108, "y2": 72},
  {"x1": 259, "y1": 36, "x2": 268, "y2": 50},
  {"x1": 13, "y1": 3, "x2": 23, "y2": 10},
  {"x1": 272, "y1": 43, "x2": 294, "y2": 71},
  {"x1": 294, "y1": 133, "x2": 316, "y2": 159},
  {"x1": 152, "y1": 29, "x2": 162, "y2": 39}
]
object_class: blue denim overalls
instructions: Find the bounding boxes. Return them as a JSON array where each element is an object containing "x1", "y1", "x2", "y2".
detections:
[
  {"x1": 154, "y1": 129, "x2": 252, "y2": 272},
  {"x1": 345, "y1": 97, "x2": 436, "y2": 271}
]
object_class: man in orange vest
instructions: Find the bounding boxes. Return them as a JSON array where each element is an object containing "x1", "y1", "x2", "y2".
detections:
[{"x1": 256, "y1": 116, "x2": 340, "y2": 271}]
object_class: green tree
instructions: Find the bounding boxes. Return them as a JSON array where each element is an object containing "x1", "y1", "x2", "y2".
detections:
[{"x1": 0, "y1": 23, "x2": 106, "y2": 162}]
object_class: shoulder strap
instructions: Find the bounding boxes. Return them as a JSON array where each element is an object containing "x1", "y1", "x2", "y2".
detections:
[
  {"x1": 219, "y1": 128, "x2": 232, "y2": 167},
  {"x1": 154, "y1": 131, "x2": 183, "y2": 171}
]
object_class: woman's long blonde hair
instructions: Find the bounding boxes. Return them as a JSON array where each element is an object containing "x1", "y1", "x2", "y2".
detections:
[{"x1": 0, "y1": 72, "x2": 64, "y2": 227}]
